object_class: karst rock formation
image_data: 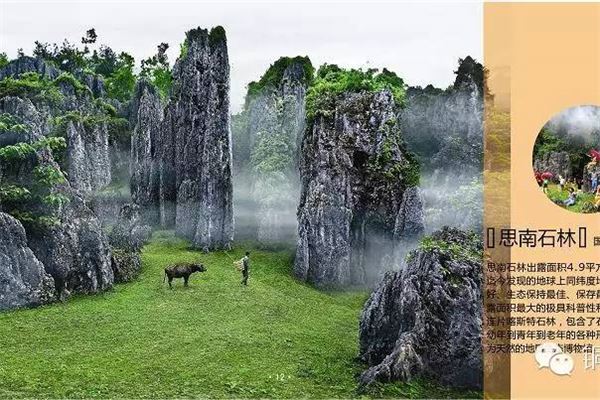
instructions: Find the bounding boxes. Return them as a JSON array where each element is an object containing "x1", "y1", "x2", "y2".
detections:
[
  {"x1": 400, "y1": 56, "x2": 484, "y2": 183},
  {"x1": 0, "y1": 56, "x2": 134, "y2": 309},
  {"x1": 294, "y1": 90, "x2": 424, "y2": 288},
  {"x1": 533, "y1": 151, "x2": 572, "y2": 179},
  {"x1": 130, "y1": 80, "x2": 163, "y2": 225},
  {"x1": 0, "y1": 212, "x2": 56, "y2": 311},
  {"x1": 359, "y1": 227, "x2": 483, "y2": 390},
  {"x1": 131, "y1": 27, "x2": 234, "y2": 251}
]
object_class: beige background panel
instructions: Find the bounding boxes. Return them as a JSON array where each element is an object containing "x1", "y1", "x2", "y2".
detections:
[{"x1": 486, "y1": 3, "x2": 600, "y2": 399}]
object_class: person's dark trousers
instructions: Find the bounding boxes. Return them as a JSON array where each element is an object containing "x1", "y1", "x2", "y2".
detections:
[{"x1": 241, "y1": 268, "x2": 249, "y2": 285}]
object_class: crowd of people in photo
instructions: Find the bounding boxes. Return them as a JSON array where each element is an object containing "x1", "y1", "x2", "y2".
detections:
[{"x1": 534, "y1": 150, "x2": 600, "y2": 211}]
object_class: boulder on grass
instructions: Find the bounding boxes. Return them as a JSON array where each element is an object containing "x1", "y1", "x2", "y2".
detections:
[{"x1": 359, "y1": 227, "x2": 483, "y2": 390}]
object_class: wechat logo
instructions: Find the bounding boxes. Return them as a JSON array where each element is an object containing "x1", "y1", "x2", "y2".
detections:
[{"x1": 535, "y1": 342, "x2": 574, "y2": 376}]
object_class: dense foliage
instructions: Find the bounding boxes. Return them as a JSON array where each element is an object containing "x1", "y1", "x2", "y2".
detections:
[
  {"x1": 0, "y1": 28, "x2": 138, "y2": 230},
  {"x1": 251, "y1": 132, "x2": 293, "y2": 176},
  {"x1": 31, "y1": 29, "x2": 137, "y2": 102},
  {"x1": 0, "y1": 136, "x2": 68, "y2": 229},
  {"x1": 305, "y1": 65, "x2": 405, "y2": 121},
  {"x1": 533, "y1": 128, "x2": 566, "y2": 158},
  {"x1": 453, "y1": 56, "x2": 485, "y2": 94},
  {"x1": 246, "y1": 56, "x2": 314, "y2": 103},
  {"x1": 103, "y1": 52, "x2": 136, "y2": 101},
  {"x1": 416, "y1": 228, "x2": 482, "y2": 263},
  {"x1": 0, "y1": 72, "x2": 64, "y2": 105},
  {"x1": 0, "y1": 113, "x2": 27, "y2": 134},
  {"x1": 533, "y1": 127, "x2": 595, "y2": 174},
  {"x1": 140, "y1": 43, "x2": 172, "y2": 100},
  {"x1": 0, "y1": 52, "x2": 8, "y2": 69}
]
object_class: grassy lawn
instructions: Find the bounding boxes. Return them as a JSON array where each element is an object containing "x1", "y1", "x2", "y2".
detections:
[
  {"x1": 0, "y1": 231, "x2": 481, "y2": 399},
  {"x1": 543, "y1": 183, "x2": 597, "y2": 213}
]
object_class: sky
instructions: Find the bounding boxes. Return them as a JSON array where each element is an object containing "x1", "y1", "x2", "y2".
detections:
[{"x1": 0, "y1": 1, "x2": 482, "y2": 113}]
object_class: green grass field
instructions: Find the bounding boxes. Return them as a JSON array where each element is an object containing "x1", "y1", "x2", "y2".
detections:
[
  {"x1": 543, "y1": 183, "x2": 597, "y2": 213},
  {"x1": 0, "y1": 231, "x2": 481, "y2": 399}
]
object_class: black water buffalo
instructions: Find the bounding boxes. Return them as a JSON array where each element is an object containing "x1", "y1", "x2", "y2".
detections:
[{"x1": 163, "y1": 263, "x2": 206, "y2": 288}]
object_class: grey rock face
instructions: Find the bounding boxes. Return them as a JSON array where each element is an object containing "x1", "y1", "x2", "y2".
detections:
[
  {"x1": 400, "y1": 59, "x2": 484, "y2": 234},
  {"x1": 158, "y1": 27, "x2": 233, "y2": 250},
  {"x1": 0, "y1": 97, "x2": 48, "y2": 145},
  {"x1": 111, "y1": 249, "x2": 141, "y2": 284},
  {"x1": 28, "y1": 195, "x2": 114, "y2": 299},
  {"x1": 401, "y1": 78, "x2": 483, "y2": 183},
  {"x1": 0, "y1": 126, "x2": 114, "y2": 303},
  {"x1": 533, "y1": 151, "x2": 572, "y2": 180},
  {"x1": 78, "y1": 72, "x2": 105, "y2": 98},
  {"x1": 0, "y1": 55, "x2": 118, "y2": 308},
  {"x1": 109, "y1": 203, "x2": 150, "y2": 283},
  {"x1": 0, "y1": 212, "x2": 56, "y2": 311},
  {"x1": 0, "y1": 56, "x2": 59, "y2": 81},
  {"x1": 359, "y1": 227, "x2": 482, "y2": 390},
  {"x1": 394, "y1": 186, "x2": 425, "y2": 240},
  {"x1": 295, "y1": 90, "x2": 423, "y2": 288},
  {"x1": 65, "y1": 120, "x2": 111, "y2": 193},
  {"x1": 130, "y1": 80, "x2": 162, "y2": 225},
  {"x1": 109, "y1": 203, "x2": 151, "y2": 253}
]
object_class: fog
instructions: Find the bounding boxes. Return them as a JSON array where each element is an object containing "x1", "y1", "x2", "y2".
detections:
[
  {"x1": 421, "y1": 175, "x2": 483, "y2": 234},
  {"x1": 401, "y1": 82, "x2": 484, "y2": 235},
  {"x1": 233, "y1": 174, "x2": 299, "y2": 246},
  {"x1": 544, "y1": 105, "x2": 600, "y2": 146}
]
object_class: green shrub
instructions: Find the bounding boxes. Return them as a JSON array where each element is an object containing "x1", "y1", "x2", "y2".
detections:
[
  {"x1": 179, "y1": 40, "x2": 189, "y2": 59},
  {"x1": 209, "y1": 26, "x2": 227, "y2": 46},
  {"x1": 140, "y1": 43, "x2": 172, "y2": 101},
  {"x1": 148, "y1": 66, "x2": 171, "y2": 101},
  {"x1": 0, "y1": 141, "x2": 37, "y2": 161},
  {"x1": 105, "y1": 54, "x2": 136, "y2": 101},
  {"x1": 106, "y1": 116, "x2": 130, "y2": 147},
  {"x1": 0, "y1": 72, "x2": 64, "y2": 105},
  {"x1": 54, "y1": 72, "x2": 92, "y2": 96},
  {"x1": 418, "y1": 232, "x2": 481, "y2": 262},
  {"x1": 367, "y1": 127, "x2": 420, "y2": 186},
  {"x1": 305, "y1": 65, "x2": 405, "y2": 121},
  {"x1": 250, "y1": 133, "x2": 293, "y2": 175},
  {"x1": 0, "y1": 136, "x2": 69, "y2": 230},
  {"x1": 0, "y1": 52, "x2": 8, "y2": 69},
  {"x1": 0, "y1": 184, "x2": 31, "y2": 202},
  {"x1": 49, "y1": 109, "x2": 129, "y2": 149},
  {"x1": 94, "y1": 99, "x2": 117, "y2": 117},
  {"x1": 0, "y1": 113, "x2": 27, "y2": 134},
  {"x1": 83, "y1": 115, "x2": 129, "y2": 145},
  {"x1": 246, "y1": 56, "x2": 314, "y2": 104}
]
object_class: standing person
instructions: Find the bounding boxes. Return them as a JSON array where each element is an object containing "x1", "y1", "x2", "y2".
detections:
[
  {"x1": 241, "y1": 251, "x2": 250, "y2": 286},
  {"x1": 558, "y1": 175, "x2": 566, "y2": 192},
  {"x1": 542, "y1": 178, "x2": 549, "y2": 194},
  {"x1": 592, "y1": 171, "x2": 598, "y2": 192}
]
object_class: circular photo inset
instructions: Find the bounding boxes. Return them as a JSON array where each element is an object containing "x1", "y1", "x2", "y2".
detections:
[{"x1": 533, "y1": 105, "x2": 600, "y2": 214}]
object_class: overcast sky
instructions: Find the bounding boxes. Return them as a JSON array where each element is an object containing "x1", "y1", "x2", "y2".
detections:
[{"x1": 0, "y1": 1, "x2": 482, "y2": 113}]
